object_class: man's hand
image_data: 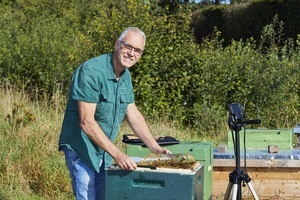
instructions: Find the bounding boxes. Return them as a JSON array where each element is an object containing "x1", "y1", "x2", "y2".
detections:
[
  {"x1": 149, "y1": 144, "x2": 172, "y2": 155},
  {"x1": 114, "y1": 151, "x2": 137, "y2": 170},
  {"x1": 159, "y1": 147, "x2": 172, "y2": 154}
]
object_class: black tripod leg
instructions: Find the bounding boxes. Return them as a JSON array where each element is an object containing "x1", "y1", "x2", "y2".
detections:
[
  {"x1": 247, "y1": 182, "x2": 259, "y2": 200},
  {"x1": 224, "y1": 182, "x2": 239, "y2": 200},
  {"x1": 241, "y1": 171, "x2": 260, "y2": 200},
  {"x1": 224, "y1": 182, "x2": 233, "y2": 200},
  {"x1": 224, "y1": 171, "x2": 240, "y2": 200}
]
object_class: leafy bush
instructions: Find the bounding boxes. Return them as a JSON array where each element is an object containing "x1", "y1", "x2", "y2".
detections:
[
  {"x1": 191, "y1": 0, "x2": 300, "y2": 45},
  {"x1": 0, "y1": 0, "x2": 299, "y2": 138}
]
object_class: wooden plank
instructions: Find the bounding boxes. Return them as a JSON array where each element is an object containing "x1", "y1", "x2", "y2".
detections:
[{"x1": 213, "y1": 166, "x2": 300, "y2": 199}]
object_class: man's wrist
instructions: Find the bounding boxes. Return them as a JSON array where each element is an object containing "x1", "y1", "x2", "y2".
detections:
[{"x1": 149, "y1": 144, "x2": 161, "y2": 153}]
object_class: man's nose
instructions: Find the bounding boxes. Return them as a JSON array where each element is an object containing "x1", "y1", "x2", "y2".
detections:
[{"x1": 128, "y1": 48, "x2": 135, "y2": 56}]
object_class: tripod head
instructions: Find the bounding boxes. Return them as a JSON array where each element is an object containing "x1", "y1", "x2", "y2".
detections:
[{"x1": 228, "y1": 103, "x2": 261, "y2": 132}]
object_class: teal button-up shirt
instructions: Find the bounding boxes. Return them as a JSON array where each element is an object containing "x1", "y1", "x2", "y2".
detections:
[{"x1": 59, "y1": 53, "x2": 134, "y2": 172}]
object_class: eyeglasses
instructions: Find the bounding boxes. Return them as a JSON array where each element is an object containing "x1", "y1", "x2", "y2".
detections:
[{"x1": 119, "y1": 40, "x2": 144, "y2": 56}]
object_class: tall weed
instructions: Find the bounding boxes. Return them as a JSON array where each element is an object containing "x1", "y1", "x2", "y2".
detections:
[{"x1": 0, "y1": 86, "x2": 72, "y2": 199}]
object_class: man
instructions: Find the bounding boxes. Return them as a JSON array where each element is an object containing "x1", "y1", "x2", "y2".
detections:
[{"x1": 58, "y1": 27, "x2": 171, "y2": 200}]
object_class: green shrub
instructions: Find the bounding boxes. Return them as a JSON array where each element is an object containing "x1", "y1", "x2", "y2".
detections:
[{"x1": 0, "y1": 0, "x2": 299, "y2": 136}]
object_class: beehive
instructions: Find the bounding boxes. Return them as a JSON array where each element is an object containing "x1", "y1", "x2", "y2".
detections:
[{"x1": 105, "y1": 164, "x2": 204, "y2": 200}]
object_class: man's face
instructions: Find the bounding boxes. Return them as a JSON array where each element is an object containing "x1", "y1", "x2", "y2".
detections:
[{"x1": 114, "y1": 31, "x2": 145, "y2": 70}]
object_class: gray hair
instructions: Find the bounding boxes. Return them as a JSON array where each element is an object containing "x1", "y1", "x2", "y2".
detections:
[{"x1": 118, "y1": 27, "x2": 146, "y2": 46}]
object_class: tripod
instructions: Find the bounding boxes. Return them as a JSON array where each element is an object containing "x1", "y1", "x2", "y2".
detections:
[{"x1": 224, "y1": 119, "x2": 260, "y2": 200}]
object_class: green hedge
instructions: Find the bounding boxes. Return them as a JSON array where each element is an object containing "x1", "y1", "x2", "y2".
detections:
[
  {"x1": 191, "y1": 0, "x2": 300, "y2": 45},
  {"x1": 0, "y1": 0, "x2": 299, "y2": 136}
]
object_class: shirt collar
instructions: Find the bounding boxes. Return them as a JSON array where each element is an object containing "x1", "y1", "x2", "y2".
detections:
[{"x1": 106, "y1": 52, "x2": 128, "y2": 81}]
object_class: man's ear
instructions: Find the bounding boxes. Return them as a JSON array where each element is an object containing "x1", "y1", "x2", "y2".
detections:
[{"x1": 114, "y1": 39, "x2": 120, "y2": 50}]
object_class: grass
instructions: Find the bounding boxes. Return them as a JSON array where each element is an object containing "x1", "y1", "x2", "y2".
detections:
[
  {"x1": 0, "y1": 86, "x2": 229, "y2": 199},
  {"x1": 0, "y1": 86, "x2": 72, "y2": 199}
]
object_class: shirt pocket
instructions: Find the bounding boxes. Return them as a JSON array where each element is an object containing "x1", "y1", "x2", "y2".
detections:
[
  {"x1": 119, "y1": 94, "x2": 134, "y2": 115},
  {"x1": 95, "y1": 92, "x2": 115, "y2": 123}
]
